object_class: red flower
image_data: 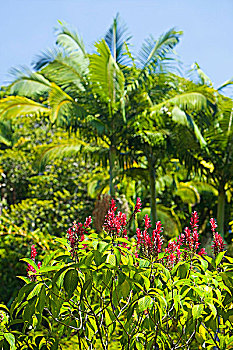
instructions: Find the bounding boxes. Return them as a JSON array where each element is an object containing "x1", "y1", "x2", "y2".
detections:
[
  {"x1": 27, "y1": 245, "x2": 41, "y2": 279},
  {"x1": 198, "y1": 248, "x2": 206, "y2": 256},
  {"x1": 210, "y1": 218, "x2": 225, "y2": 256},
  {"x1": 134, "y1": 198, "x2": 142, "y2": 214}
]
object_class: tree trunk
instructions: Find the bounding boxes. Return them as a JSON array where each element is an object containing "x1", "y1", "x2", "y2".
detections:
[
  {"x1": 109, "y1": 146, "x2": 115, "y2": 197},
  {"x1": 217, "y1": 182, "x2": 225, "y2": 237},
  {"x1": 149, "y1": 156, "x2": 157, "y2": 227}
]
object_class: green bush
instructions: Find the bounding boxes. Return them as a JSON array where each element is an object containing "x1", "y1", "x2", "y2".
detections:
[{"x1": 1, "y1": 200, "x2": 232, "y2": 349}]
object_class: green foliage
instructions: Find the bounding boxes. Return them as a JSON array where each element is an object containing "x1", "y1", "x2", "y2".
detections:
[{"x1": 1, "y1": 220, "x2": 233, "y2": 349}]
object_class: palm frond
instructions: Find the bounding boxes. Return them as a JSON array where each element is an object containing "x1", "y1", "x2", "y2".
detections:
[
  {"x1": 40, "y1": 52, "x2": 88, "y2": 91},
  {"x1": 105, "y1": 13, "x2": 132, "y2": 65},
  {"x1": 48, "y1": 83, "x2": 86, "y2": 127},
  {"x1": 217, "y1": 77, "x2": 233, "y2": 91},
  {"x1": 32, "y1": 48, "x2": 61, "y2": 71},
  {"x1": 138, "y1": 28, "x2": 182, "y2": 70},
  {"x1": 151, "y1": 92, "x2": 209, "y2": 114},
  {"x1": 56, "y1": 21, "x2": 86, "y2": 55},
  {"x1": 191, "y1": 62, "x2": 213, "y2": 86},
  {"x1": 8, "y1": 67, "x2": 51, "y2": 97},
  {"x1": 175, "y1": 182, "x2": 200, "y2": 205},
  {"x1": 0, "y1": 96, "x2": 49, "y2": 119},
  {"x1": 89, "y1": 39, "x2": 125, "y2": 105},
  {"x1": 0, "y1": 120, "x2": 13, "y2": 146},
  {"x1": 171, "y1": 106, "x2": 207, "y2": 148},
  {"x1": 37, "y1": 141, "x2": 109, "y2": 170}
]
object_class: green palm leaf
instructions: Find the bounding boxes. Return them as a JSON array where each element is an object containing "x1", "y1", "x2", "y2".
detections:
[
  {"x1": 0, "y1": 96, "x2": 49, "y2": 119},
  {"x1": 138, "y1": 28, "x2": 182, "y2": 70},
  {"x1": 32, "y1": 47, "x2": 61, "y2": 71},
  {"x1": 105, "y1": 13, "x2": 132, "y2": 65},
  {"x1": 40, "y1": 52, "x2": 88, "y2": 91},
  {"x1": 89, "y1": 39, "x2": 125, "y2": 105},
  {"x1": 56, "y1": 21, "x2": 86, "y2": 55},
  {"x1": 191, "y1": 62, "x2": 213, "y2": 86},
  {"x1": 151, "y1": 92, "x2": 210, "y2": 113},
  {"x1": 217, "y1": 77, "x2": 233, "y2": 91},
  {"x1": 171, "y1": 106, "x2": 207, "y2": 148},
  {"x1": 0, "y1": 120, "x2": 13, "y2": 147},
  {"x1": 37, "y1": 141, "x2": 109, "y2": 170},
  {"x1": 8, "y1": 67, "x2": 51, "y2": 97},
  {"x1": 48, "y1": 83, "x2": 86, "y2": 125}
]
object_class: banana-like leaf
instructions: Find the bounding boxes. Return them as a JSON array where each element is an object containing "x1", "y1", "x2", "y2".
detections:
[
  {"x1": 89, "y1": 40, "x2": 125, "y2": 105},
  {"x1": 0, "y1": 96, "x2": 49, "y2": 119}
]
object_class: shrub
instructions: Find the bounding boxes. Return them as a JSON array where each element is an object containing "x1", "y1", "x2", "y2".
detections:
[{"x1": 1, "y1": 199, "x2": 233, "y2": 350}]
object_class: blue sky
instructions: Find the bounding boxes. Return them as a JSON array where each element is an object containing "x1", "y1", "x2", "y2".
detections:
[{"x1": 1, "y1": 0, "x2": 233, "y2": 89}]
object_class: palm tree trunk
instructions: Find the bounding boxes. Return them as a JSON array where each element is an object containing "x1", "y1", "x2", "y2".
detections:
[
  {"x1": 149, "y1": 156, "x2": 157, "y2": 227},
  {"x1": 109, "y1": 146, "x2": 115, "y2": 197},
  {"x1": 217, "y1": 182, "x2": 225, "y2": 237}
]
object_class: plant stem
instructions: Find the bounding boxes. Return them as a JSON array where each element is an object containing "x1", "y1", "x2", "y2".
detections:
[
  {"x1": 149, "y1": 154, "x2": 157, "y2": 227},
  {"x1": 217, "y1": 182, "x2": 225, "y2": 237}
]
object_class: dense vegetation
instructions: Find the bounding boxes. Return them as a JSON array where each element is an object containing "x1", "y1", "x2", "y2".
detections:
[{"x1": 0, "y1": 14, "x2": 233, "y2": 349}]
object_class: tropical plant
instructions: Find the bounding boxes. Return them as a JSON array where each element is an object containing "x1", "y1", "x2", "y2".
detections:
[{"x1": 1, "y1": 199, "x2": 232, "y2": 350}]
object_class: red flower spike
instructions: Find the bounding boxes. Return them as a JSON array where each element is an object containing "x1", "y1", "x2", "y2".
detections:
[
  {"x1": 198, "y1": 248, "x2": 206, "y2": 256},
  {"x1": 67, "y1": 217, "x2": 92, "y2": 258},
  {"x1": 209, "y1": 218, "x2": 225, "y2": 256},
  {"x1": 84, "y1": 216, "x2": 92, "y2": 228},
  {"x1": 134, "y1": 198, "x2": 142, "y2": 214},
  {"x1": 27, "y1": 245, "x2": 41, "y2": 280},
  {"x1": 31, "y1": 245, "x2": 37, "y2": 260}
]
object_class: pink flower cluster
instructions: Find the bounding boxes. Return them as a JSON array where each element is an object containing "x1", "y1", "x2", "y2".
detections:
[
  {"x1": 136, "y1": 211, "x2": 206, "y2": 267},
  {"x1": 178, "y1": 211, "x2": 203, "y2": 254},
  {"x1": 27, "y1": 245, "x2": 41, "y2": 280},
  {"x1": 136, "y1": 216, "x2": 163, "y2": 259},
  {"x1": 103, "y1": 198, "x2": 141, "y2": 241},
  {"x1": 67, "y1": 216, "x2": 92, "y2": 258},
  {"x1": 210, "y1": 218, "x2": 225, "y2": 256}
]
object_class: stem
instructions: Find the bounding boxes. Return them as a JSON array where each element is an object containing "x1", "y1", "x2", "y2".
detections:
[
  {"x1": 217, "y1": 182, "x2": 225, "y2": 238},
  {"x1": 109, "y1": 146, "x2": 116, "y2": 197},
  {"x1": 149, "y1": 155, "x2": 157, "y2": 227}
]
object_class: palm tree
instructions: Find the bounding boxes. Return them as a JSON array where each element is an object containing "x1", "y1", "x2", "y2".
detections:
[
  {"x1": 186, "y1": 63, "x2": 233, "y2": 237},
  {"x1": 0, "y1": 16, "x2": 216, "y2": 223}
]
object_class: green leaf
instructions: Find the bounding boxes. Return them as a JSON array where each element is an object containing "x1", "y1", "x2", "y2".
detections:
[
  {"x1": 94, "y1": 250, "x2": 102, "y2": 266},
  {"x1": 207, "y1": 303, "x2": 217, "y2": 319},
  {"x1": 138, "y1": 296, "x2": 153, "y2": 312},
  {"x1": 139, "y1": 259, "x2": 150, "y2": 268},
  {"x1": 113, "y1": 247, "x2": 121, "y2": 265},
  {"x1": 0, "y1": 96, "x2": 49, "y2": 119},
  {"x1": 106, "y1": 254, "x2": 116, "y2": 266},
  {"x1": 89, "y1": 39, "x2": 125, "y2": 104},
  {"x1": 4, "y1": 333, "x2": 16, "y2": 350},
  {"x1": 215, "y1": 251, "x2": 226, "y2": 267},
  {"x1": 20, "y1": 258, "x2": 38, "y2": 272},
  {"x1": 192, "y1": 304, "x2": 204, "y2": 320},
  {"x1": 16, "y1": 276, "x2": 31, "y2": 284},
  {"x1": 80, "y1": 278, "x2": 92, "y2": 301},
  {"x1": 64, "y1": 268, "x2": 79, "y2": 298},
  {"x1": 121, "y1": 280, "x2": 130, "y2": 298}
]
